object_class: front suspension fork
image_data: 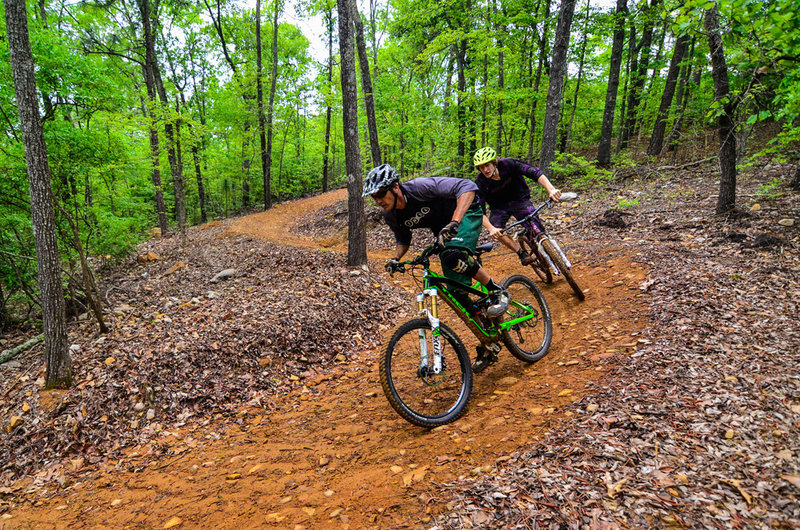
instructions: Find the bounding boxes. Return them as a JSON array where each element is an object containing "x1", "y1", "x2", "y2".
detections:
[
  {"x1": 417, "y1": 288, "x2": 443, "y2": 374},
  {"x1": 537, "y1": 235, "x2": 572, "y2": 273}
]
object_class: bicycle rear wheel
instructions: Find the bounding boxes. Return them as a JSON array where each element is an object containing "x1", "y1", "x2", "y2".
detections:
[
  {"x1": 541, "y1": 238, "x2": 585, "y2": 300},
  {"x1": 500, "y1": 274, "x2": 553, "y2": 363},
  {"x1": 379, "y1": 318, "x2": 473, "y2": 428},
  {"x1": 519, "y1": 234, "x2": 552, "y2": 284}
]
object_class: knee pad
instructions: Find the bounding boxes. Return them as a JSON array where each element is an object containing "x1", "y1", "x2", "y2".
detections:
[{"x1": 441, "y1": 248, "x2": 479, "y2": 277}]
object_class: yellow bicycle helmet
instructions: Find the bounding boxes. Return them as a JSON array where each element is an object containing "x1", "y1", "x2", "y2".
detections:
[{"x1": 473, "y1": 147, "x2": 497, "y2": 168}]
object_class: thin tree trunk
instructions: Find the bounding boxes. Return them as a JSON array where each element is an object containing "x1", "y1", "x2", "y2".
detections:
[
  {"x1": 481, "y1": 54, "x2": 488, "y2": 147},
  {"x1": 647, "y1": 33, "x2": 690, "y2": 156},
  {"x1": 616, "y1": 23, "x2": 634, "y2": 152},
  {"x1": 455, "y1": 39, "x2": 468, "y2": 170},
  {"x1": 352, "y1": 0, "x2": 381, "y2": 166},
  {"x1": 256, "y1": 0, "x2": 268, "y2": 205},
  {"x1": 792, "y1": 162, "x2": 800, "y2": 191},
  {"x1": 190, "y1": 123, "x2": 207, "y2": 222},
  {"x1": 664, "y1": 36, "x2": 695, "y2": 153},
  {"x1": 338, "y1": 0, "x2": 367, "y2": 267},
  {"x1": 56, "y1": 204, "x2": 108, "y2": 333},
  {"x1": 322, "y1": 9, "x2": 333, "y2": 193},
  {"x1": 241, "y1": 119, "x2": 251, "y2": 210},
  {"x1": 564, "y1": 0, "x2": 590, "y2": 153},
  {"x1": 144, "y1": 0, "x2": 186, "y2": 236},
  {"x1": 495, "y1": 1, "x2": 505, "y2": 153},
  {"x1": 264, "y1": 0, "x2": 280, "y2": 209},
  {"x1": 527, "y1": 0, "x2": 551, "y2": 161},
  {"x1": 4, "y1": 0, "x2": 71, "y2": 387},
  {"x1": 704, "y1": 3, "x2": 737, "y2": 213},
  {"x1": 620, "y1": 0, "x2": 660, "y2": 149},
  {"x1": 597, "y1": 0, "x2": 627, "y2": 166},
  {"x1": 539, "y1": 0, "x2": 577, "y2": 172},
  {"x1": 137, "y1": 0, "x2": 168, "y2": 234}
]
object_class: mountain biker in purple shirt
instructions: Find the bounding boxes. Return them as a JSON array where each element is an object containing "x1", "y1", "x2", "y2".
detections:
[
  {"x1": 363, "y1": 164, "x2": 509, "y2": 324},
  {"x1": 473, "y1": 147, "x2": 561, "y2": 268}
]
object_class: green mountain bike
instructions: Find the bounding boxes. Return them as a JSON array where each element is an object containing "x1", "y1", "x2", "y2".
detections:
[{"x1": 379, "y1": 240, "x2": 552, "y2": 428}]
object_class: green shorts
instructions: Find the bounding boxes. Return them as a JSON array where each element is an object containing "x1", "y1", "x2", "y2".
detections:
[{"x1": 440, "y1": 204, "x2": 483, "y2": 286}]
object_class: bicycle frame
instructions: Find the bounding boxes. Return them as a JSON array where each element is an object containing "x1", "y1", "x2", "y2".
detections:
[
  {"x1": 403, "y1": 243, "x2": 538, "y2": 348},
  {"x1": 505, "y1": 200, "x2": 572, "y2": 275}
]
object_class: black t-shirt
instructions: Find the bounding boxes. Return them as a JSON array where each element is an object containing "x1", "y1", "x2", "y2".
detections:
[{"x1": 383, "y1": 176, "x2": 479, "y2": 246}]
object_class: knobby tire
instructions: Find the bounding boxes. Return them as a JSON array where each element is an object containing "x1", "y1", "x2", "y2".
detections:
[
  {"x1": 541, "y1": 239, "x2": 585, "y2": 300},
  {"x1": 499, "y1": 274, "x2": 553, "y2": 363},
  {"x1": 379, "y1": 318, "x2": 472, "y2": 428}
]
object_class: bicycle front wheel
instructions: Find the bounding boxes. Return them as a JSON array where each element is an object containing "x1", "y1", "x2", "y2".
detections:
[
  {"x1": 379, "y1": 318, "x2": 473, "y2": 428},
  {"x1": 541, "y1": 238, "x2": 585, "y2": 300},
  {"x1": 500, "y1": 274, "x2": 553, "y2": 363}
]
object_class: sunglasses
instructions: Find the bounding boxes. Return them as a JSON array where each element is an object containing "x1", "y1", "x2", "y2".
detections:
[{"x1": 371, "y1": 187, "x2": 391, "y2": 200}]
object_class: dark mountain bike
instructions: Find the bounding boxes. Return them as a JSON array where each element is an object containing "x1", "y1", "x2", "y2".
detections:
[
  {"x1": 505, "y1": 197, "x2": 585, "y2": 301},
  {"x1": 379, "y1": 240, "x2": 552, "y2": 428}
]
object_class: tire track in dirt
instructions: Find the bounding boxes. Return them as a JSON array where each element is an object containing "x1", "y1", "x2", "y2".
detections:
[{"x1": 8, "y1": 190, "x2": 649, "y2": 529}]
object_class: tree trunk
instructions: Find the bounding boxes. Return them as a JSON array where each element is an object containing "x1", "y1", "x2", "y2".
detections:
[
  {"x1": 647, "y1": 33, "x2": 690, "y2": 156},
  {"x1": 527, "y1": 0, "x2": 551, "y2": 161},
  {"x1": 264, "y1": 0, "x2": 280, "y2": 210},
  {"x1": 704, "y1": 3, "x2": 737, "y2": 214},
  {"x1": 792, "y1": 162, "x2": 800, "y2": 191},
  {"x1": 495, "y1": 1, "x2": 505, "y2": 153},
  {"x1": 4, "y1": 0, "x2": 71, "y2": 387},
  {"x1": 256, "y1": 0, "x2": 269, "y2": 205},
  {"x1": 597, "y1": 0, "x2": 627, "y2": 166},
  {"x1": 563, "y1": 0, "x2": 590, "y2": 153},
  {"x1": 0, "y1": 283, "x2": 8, "y2": 332},
  {"x1": 143, "y1": 0, "x2": 186, "y2": 236},
  {"x1": 322, "y1": 9, "x2": 333, "y2": 193},
  {"x1": 351, "y1": 0, "x2": 381, "y2": 167},
  {"x1": 620, "y1": 0, "x2": 659, "y2": 150},
  {"x1": 616, "y1": 23, "x2": 634, "y2": 152},
  {"x1": 664, "y1": 36, "x2": 695, "y2": 153},
  {"x1": 57, "y1": 204, "x2": 108, "y2": 333},
  {"x1": 241, "y1": 119, "x2": 251, "y2": 210},
  {"x1": 337, "y1": 0, "x2": 367, "y2": 267},
  {"x1": 455, "y1": 39, "x2": 468, "y2": 170},
  {"x1": 137, "y1": 0, "x2": 168, "y2": 235},
  {"x1": 539, "y1": 0, "x2": 577, "y2": 172}
]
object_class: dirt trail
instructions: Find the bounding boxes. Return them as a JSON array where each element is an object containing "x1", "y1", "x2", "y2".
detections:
[{"x1": 8, "y1": 190, "x2": 648, "y2": 529}]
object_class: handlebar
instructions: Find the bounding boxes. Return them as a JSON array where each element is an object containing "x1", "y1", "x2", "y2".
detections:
[
  {"x1": 389, "y1": 239, "x2": 443, "y2": 276},
  {"x1": 501, "y1": 199, "x2": 554, "y2": 234}
]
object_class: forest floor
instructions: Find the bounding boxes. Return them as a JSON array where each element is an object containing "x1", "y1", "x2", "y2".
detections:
[{"x1": 1, "y1": 160, "x2": 799, "y2": 528}]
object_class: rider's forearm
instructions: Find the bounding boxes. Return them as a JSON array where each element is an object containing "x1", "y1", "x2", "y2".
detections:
[
  {"x1": 395, "y1": 244, "x2": 409, "y2": 260},
  {"x1": 451, "y1": 191, "x2": 476, "y2": 222},
  {"x1": 481, "y1": 215, "x2": 494, "y2": 230},
  {"x1": 537, "y1": 175, "x2": 558, "y2": 195}
]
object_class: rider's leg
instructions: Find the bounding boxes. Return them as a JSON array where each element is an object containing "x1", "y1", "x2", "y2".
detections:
[
  {"x1": 489, "y1": 208, "x2": 532, "y2": 264},
  {"x1": 440, "y1": 206, "x2": 508, "y2": 317}
]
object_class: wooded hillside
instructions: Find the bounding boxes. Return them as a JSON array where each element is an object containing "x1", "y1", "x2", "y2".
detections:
[{"x1": 1, "y1": 0, "x2": 799, "y2": 377}]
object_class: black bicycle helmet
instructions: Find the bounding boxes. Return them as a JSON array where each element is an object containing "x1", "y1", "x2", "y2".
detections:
[{"x1": 362, "y1": 164, "x2": 400, "y2": 197}]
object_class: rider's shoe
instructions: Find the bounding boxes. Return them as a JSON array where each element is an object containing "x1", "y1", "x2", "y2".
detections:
[
  {"x1": 472, "y1": 346, "x2": 498, "y2": 374},
  {"x1": 517, "y1": 248, "x2": 536, "y2": 266},
  {"x1": 485, "y1": 288, "x2": 509, "y2": 318}
]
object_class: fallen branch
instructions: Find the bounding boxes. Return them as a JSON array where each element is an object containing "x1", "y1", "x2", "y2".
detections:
[
  {"x1": 656, "y1": 156, "x2": 717, "y2": 171},
  {"x1": 0, "y1": 335, "x2": 43, "y2": 364}
]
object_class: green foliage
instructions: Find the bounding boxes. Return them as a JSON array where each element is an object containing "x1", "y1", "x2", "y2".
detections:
[
  {"x1": 614, "y1": 197, "x2": 640, "y2": 209},
  {"x1": 549, "y1": 153, "x2": 614, "y2": 190},
  {"x1": 754, "y1": 177, "x2": 784, "y2": 201},
  {"x1": 611, "y1": 151, "x2": 638, "y2": 170}
]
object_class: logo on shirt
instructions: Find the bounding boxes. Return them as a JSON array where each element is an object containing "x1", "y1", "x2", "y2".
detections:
[{"x1": 404, "y1": 207, "x2": 431, "y2": 228}]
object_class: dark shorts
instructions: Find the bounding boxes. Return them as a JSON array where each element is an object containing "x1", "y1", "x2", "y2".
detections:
[{"x1": 489, "y1": 200, "x2": 545, "y2": 237}]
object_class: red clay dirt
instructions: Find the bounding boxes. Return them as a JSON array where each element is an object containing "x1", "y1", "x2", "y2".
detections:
[{"x1": 6, "y1": 189, "x2": 648, "y2": 529}]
